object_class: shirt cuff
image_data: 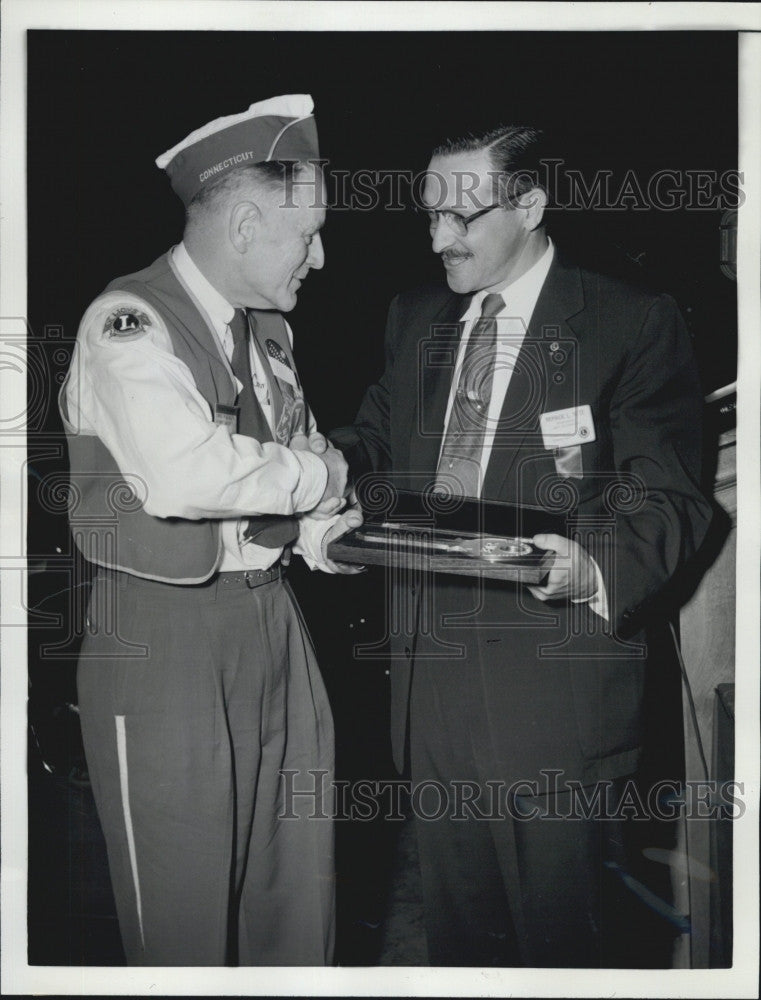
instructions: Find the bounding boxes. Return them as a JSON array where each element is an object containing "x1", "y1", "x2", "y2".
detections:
[
  {"x1": 290, "y1": 449, "x2": 329, "y2": 513},
  {"x1": 293, "y1": 512, "x2": 341, "y2": 572},
  {"x1": 571, "y1": 556, "x2": 609, "y2": 621}
]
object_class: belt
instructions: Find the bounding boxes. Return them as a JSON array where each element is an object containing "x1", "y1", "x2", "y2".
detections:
[
  {"x1": 217, "y1": 563, "x2": 286, "y2": 589},
  {"x1": 105, "y1": 561, "x2": 286, "y2": 595}
]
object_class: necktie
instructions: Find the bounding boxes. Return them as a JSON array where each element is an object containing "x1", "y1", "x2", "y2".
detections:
[
  {"x1": 229, "y1": 308, "x2": 266, "y2": 439},
  {"x1": 435, "y1": 292, "x2": 504, "y2": 498},
  {"x1": 227, "y1": 308, "x2": 298, "y2": 549}
]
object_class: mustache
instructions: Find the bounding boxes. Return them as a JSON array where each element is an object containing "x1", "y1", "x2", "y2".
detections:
[{"x1": 440, "y1": 250, "x2": 473, "y2": 262}]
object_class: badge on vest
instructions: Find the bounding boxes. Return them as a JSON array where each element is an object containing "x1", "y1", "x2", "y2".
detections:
[
  {"x1": 214, "y1": 403, "x2": 239, "y2": 434},
  {"x1": 103, "y1": 307, "x2": 152, "y2": 341},
  {"x1": 275, "y1": 392, "x2": 306, "y2": 445},
  {"x1": 265, "y1": 338, "x2": 298, "y2": 388}
]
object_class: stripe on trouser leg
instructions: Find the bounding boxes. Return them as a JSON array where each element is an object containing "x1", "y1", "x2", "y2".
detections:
[{"x1": 115, "y1": 714, "x2": 145, "y2": 950}]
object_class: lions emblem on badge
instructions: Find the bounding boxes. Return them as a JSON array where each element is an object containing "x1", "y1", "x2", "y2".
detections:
[{"x1": 103, "y1": 307, "x2": 152, "y2": 340}]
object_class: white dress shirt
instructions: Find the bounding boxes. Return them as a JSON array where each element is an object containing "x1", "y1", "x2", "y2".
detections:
[
  {"x1": 441, "y1": 239, "x2": 607, "y2": 619},
  {"x1": 64, "y1": 242, "x2": 330, "y2": 574}
]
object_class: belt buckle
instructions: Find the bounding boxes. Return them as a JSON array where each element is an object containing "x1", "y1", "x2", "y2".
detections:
[{"x1": 244, "y1": 566, "x2": 279, "y2": 588}]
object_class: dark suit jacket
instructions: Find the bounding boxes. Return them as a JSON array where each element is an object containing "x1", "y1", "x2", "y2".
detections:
[{"x1": 336, "y1": 254, "x2": 712, "y2": 784}]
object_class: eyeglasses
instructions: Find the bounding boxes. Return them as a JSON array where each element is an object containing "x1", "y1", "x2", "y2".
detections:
[{"x1": 423, "y1": 203, "x2": 503, "y2": 237}]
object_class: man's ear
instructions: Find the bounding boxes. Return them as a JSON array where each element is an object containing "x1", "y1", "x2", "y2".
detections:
[
  {"x1": 229, "y1": 200, "x2": 261, "y2": 253},
  {"x1": 519, "y1": 187, "x2": 547, "y2": 232}
]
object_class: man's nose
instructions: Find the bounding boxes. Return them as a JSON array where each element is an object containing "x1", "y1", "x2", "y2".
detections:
[
  {"x1": 430, "y1": 216, "x2": 455, "y2": 254},
  {"x1": 307, "y1": 233, "x2": 325, "y2": 270}
]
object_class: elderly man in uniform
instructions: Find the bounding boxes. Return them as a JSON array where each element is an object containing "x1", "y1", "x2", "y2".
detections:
[
  {"x1": 60, "y1": 95, "x2": 359, "y2": 967},
  {"x1": 337, "y1": 125, "x2": 712, "y2": 967}
]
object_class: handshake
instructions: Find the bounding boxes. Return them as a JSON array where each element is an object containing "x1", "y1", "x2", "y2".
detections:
[
  {"x1": 290, "y1": 430, "x2": 352, "y2": 516},
  {"x1": 290, "y1": 431, "x2": 363, "y2": 572}
]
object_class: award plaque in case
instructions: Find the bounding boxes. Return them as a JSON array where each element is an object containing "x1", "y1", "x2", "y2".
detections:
[
  {"x1": 327, "y1": 522, "x2": 554, "y2": 582},
  {"x1": 326, "y1": 487, "x2": 566, "y2": 583}
]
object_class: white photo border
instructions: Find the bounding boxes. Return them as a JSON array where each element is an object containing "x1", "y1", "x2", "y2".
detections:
[{"x1": 2, "y1": 2, "x2": 759, "y2": 997}]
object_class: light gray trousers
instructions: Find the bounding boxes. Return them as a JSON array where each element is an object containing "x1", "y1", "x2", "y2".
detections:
[{"x1": 78, "y1": 568, "x2": 335, "y2": 966}]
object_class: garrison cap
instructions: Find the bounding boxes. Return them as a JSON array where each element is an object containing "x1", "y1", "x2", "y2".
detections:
[{"x1": 155, "y1": 94, "x2": 319, "y2": 207}]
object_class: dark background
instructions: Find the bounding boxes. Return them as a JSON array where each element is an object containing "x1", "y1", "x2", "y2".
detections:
[
  {"x1": 28, "y1": 29, "x2": 738, "y2": 421},
  {"x1": 26, "y1": 29, "x2": 738, "y2": 965}
]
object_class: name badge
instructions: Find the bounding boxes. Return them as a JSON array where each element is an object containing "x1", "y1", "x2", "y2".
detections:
[
  {"x1": 214, "y1": 403, "x2": 239, "y2": 434},
  {"x1": 540, "y1": 404, "x2": 596, "y2": 450}
]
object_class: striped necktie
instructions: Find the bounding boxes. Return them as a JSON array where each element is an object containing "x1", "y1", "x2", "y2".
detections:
[{"x1": 435, "y1": 292, "x2": 504, "y2": 498}]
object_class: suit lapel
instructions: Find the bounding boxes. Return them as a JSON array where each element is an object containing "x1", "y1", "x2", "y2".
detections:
[
  {"x1": 482, "y1": 257, "x2": 586, "y2": 500},
  {"x1": 407, "y1": 292, "x2": 469, "y2": 477}
]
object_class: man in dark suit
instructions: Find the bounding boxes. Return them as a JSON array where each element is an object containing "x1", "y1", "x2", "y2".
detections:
[{"x1": 336, "y1": 126, "x2": 712, "y2": 967}]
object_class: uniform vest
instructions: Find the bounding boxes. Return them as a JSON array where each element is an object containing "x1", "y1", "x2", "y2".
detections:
[{"x1": 60, "y1": 251, "x2": 304, "y2": 584}]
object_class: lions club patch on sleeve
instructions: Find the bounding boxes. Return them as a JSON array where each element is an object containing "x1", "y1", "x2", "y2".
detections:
[{"x1": 103, "y1": 307, "x2": 152, "y2": 341}]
